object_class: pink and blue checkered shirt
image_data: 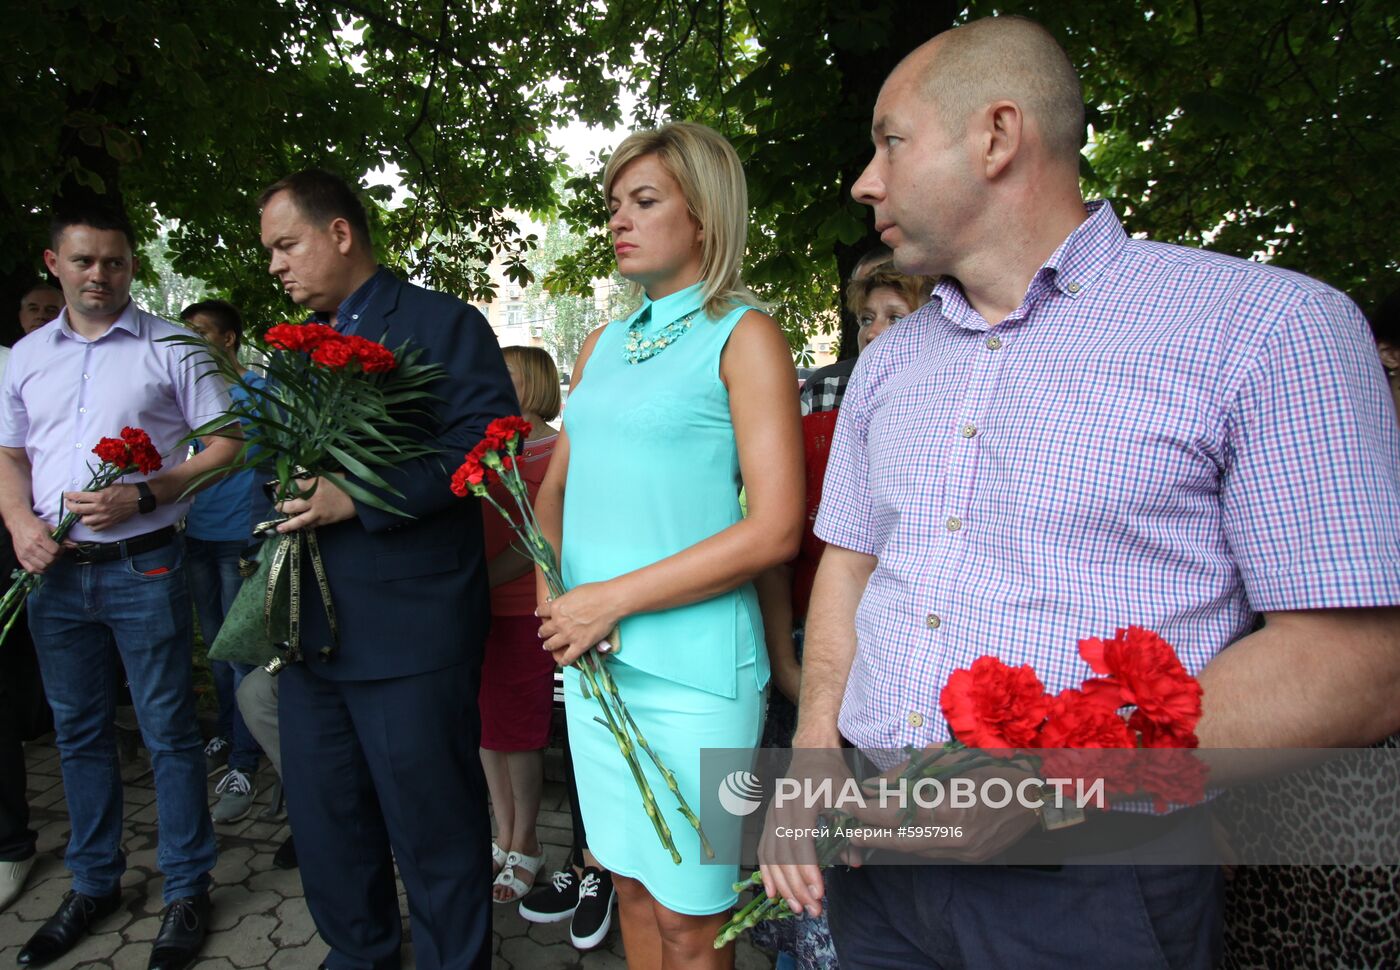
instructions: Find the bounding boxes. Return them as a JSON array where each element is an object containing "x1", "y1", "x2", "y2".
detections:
[{"x1": 815, "y1": 201, "x2": 1400, "y2": 752}]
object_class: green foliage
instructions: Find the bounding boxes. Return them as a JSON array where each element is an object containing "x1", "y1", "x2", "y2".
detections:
[
  {"x1": 6, "y1": 0, "x2": 1393, "y2": 347},
  {"x1": 545, "y1": 0, "x2": 950, "y2": 351},
  {"x1": 130, "y1": 225, "x2": 209, "y2": 319},
  {"x1": 549, "y1": 0, "x2": 1397, "y2": 335},
  {"x1": 167, "y1": 326, "x2": 444, "y2": 515},
  {"x1": 3, "y1": 0, "x2": 632, "y2": 324},
  {"x1": 988, "y1": 0, "x2": 1400, "y2": 310},
  {"x1": 523, "y1": 217, "x2": 632, "y2": 373}
]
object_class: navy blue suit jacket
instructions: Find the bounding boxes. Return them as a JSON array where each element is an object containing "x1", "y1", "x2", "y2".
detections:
[{"x1": 296, "y1": 272, "x2": 519, "y2": 681}]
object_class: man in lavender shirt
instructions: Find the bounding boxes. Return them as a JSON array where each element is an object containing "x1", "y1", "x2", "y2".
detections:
[
  {"x1": 0, "y1": 209, "x2": 239, "y2": 970},
  {"x1": 761, "y1": 16, "x2": 1400, "y2": 969}
]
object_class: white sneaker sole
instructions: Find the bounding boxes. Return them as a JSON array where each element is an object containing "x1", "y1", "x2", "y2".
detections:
[
  {"x1": 518, "y1": 902, "x2": 576, "y2": 924},
  {"x1": 569, "y1": 896, "x2": 615, "y2": 950}
]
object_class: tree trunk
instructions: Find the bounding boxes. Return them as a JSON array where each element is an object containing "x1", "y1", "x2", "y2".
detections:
[{"x1": 827, "y1": 0, "x2": 956, "y2": 359}]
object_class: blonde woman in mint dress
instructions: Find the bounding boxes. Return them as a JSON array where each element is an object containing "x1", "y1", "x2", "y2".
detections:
[{"x1": 535, "y1": 121, "x2": 803, "y2": 968}]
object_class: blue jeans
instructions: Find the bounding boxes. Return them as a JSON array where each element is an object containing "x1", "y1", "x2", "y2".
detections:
[
  {"x1": 186, "y1": 536, "x2": 259, "y2": 773},
  {"x1": 27, "y1": 536, "x2": 216, "y2": 903}
]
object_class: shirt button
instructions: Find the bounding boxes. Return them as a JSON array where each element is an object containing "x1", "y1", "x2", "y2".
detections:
[
  {"x1": 946, "y1": 517, "x2": 963, "y2": 532},
  {"x1": 926, "y1": 613, "x2": 941, "y2": 629},
  {"x1": 961, "y1": 424, "x2": 977, "y2": 438},
  {"x1": 1067, "y1": 281, "x2": 1082, "y2": 293},
  {"x1": 908, "y1": 712, "x2": 925, "y2": 728},
  {"x1": 79, "y1": 407, "x2": 87, "y2": 414},
  {"x1": 985, "y1": 336, "x2": 1003, "y2": 350},
  {"x1": 74, "y1": 443, "x2": 82, "y2": 449},
  {"x1": 82, "y1": 374, "x2": 90, "y2": 380}
]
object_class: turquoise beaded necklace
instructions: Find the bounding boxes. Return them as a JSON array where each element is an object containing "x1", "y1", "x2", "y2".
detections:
[{"x1": 623, "y1": 307, "x2": 703, "y2": 364}]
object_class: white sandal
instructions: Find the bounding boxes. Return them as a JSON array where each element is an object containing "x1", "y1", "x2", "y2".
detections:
[
  {"x1": 492, "y1": 849, "x2": 545, "y2": 903},
  {"x1": 491, "y1": 841, "x2": 507, "y2": 877}
]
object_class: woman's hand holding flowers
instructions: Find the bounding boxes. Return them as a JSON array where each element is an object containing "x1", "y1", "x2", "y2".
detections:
[{"x1": 536, "y1": 581, "x2": 624, "y2": 665}]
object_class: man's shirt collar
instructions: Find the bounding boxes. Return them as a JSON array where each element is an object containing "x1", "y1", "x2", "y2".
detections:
[
  {"x1": 930, "y1": 199, "x2": 1128, "y2": 331},
  {"x1": 51, "y1": 300, "x2": 142, "y2": 343},
  {"x1": 311, "y1": 266, "x2": 393, "y2": 332}
]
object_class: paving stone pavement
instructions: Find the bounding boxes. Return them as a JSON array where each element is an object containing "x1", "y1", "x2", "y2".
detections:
[{"x1": 1, "y1": 737, "x2": 777, "y2": 969}]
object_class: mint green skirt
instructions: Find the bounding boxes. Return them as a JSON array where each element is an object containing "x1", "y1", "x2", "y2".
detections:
[{"x1": 564, "y1": 659, "x2": 763, "y2": 916}]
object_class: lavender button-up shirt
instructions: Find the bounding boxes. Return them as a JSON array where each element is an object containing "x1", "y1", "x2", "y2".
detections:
[
  {"x1": 0, "y1": 301, "x2": 231, "y2": 543},
  {"x1": 816, "y1": 201, "x2": 1400, "y2": 754}
]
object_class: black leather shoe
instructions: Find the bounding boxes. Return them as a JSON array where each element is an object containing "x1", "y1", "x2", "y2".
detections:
[
  {"x1": 272, "y1": 834, "x2": 298, "y2": 870},
  {"x1": 17, "y1": 888, "x2": 123, "y2": 966},
  {"x1": 146, "y1": 892, "x2": 211, "y2": 970}
]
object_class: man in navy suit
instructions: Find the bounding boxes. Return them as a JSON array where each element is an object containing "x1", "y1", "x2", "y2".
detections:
[{"x1": 257, "y1": 169, "x2": 518, "y2": 970}]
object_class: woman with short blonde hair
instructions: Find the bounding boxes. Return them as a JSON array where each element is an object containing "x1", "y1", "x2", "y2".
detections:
[
  {"x1": 602, "y1": 122, "x2": 759, "y2": 320},
  {"x1": 502, "y1": 345, "x2": 561, "y2": 423}
]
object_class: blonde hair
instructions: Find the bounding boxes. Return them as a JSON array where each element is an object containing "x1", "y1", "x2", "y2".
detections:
[
  {"x1": 603, "y1": 122, "x2": 760, "y2": 319},
  {"x1": 844, "y1": 267, "x2": 935, "y2": 318},
  {"x1": 502, "y1": 346, "x2": 561, "y2": 423}
]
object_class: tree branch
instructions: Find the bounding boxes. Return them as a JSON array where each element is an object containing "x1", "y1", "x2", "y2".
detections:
[{"x1": 651, "y1": 0, "x2": 702, "y2": 116}]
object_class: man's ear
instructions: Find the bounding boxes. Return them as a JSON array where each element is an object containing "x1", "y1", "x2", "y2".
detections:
[
  {"x1": 43, "y1": 249, "x2": 59, "y2": 277},
  {"x1": 982, "y1": 100, "x2": 1024, "y2": 181},
  {"x1": 329, "y1": 217, "x2": 355, "y2": 255}
]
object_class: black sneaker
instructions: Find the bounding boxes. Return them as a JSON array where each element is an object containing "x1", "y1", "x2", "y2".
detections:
[
  {"x1": 569, "y1": 867, "x2": 615, "y2": 951},
  {"x1": 518, "y1": 868, "x2": 578, "y2": 924}
]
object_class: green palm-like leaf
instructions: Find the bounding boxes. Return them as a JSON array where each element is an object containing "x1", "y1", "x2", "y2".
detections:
[{"x1": 161, "y1": 330, "x2": 445, "y2": 514}]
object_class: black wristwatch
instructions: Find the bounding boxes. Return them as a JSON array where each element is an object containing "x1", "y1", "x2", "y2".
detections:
[{"x1": 135, "y1": 481, "x2": 157, "y2": 514}]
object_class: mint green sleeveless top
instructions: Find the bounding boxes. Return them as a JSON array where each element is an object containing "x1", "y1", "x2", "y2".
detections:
[{"x1": 560, "y1": 282, "x2": 769, "y2": 699}]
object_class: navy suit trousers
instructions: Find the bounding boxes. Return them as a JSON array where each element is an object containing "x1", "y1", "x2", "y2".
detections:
[
  {"x1": 280, "y1": 661, "x2": 491, "y2": 970},
  {"x1": 827, "y1": 814, "x2": 1223, "y2": 969}
]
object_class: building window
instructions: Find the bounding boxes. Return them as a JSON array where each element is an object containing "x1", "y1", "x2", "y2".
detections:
[{"x1": 507, "y1": 303, "x2": 525, "y2": 327}]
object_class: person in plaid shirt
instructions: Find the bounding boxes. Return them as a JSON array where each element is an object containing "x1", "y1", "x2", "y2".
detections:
[{"x1": 760, "y1": 15, "x2": 1400, "y2": 970}]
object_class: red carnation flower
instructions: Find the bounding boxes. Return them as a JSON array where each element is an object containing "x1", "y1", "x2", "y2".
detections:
[
  {"x1": 311, "y1": 337, "x2": 356, "y2": 369},
  {"x1": 1128, "y1": 709, "x2": 1198, "y2": 749},
  {"x1": 265, "y1": 322, "x2": 337, "y2": 353},
  {"x1": 485, "y1": 416, "x2": 532, "y2": 453},
  {"x1": 1036, "y1": 688, "x2": 1137, "y2": 750},
  {"x1": 1036, "y1": 688, "x2": 1139, "y2": 802},
  {"x1": 450, "y1": 442, "x2": 499, "y2": 498},
  {"x1": 93, "y1": 438, "x2": 131, "y2": 468},
  {"x1": 940, "y1": 656, "x2": 1050, "y2": 750},
  {"x1": 131, "y1": 443, "x2": 162, "y2": 475},
  {"x1": 346, "y1": 337, "x2": 396, "y2": 374},
  {"x1": 1124, "y1": 747, "x2": 1210, "y2": 812},
  {"x1": 115, "y1": 428, "x2": 163, "y2": 474},
  {"x1": 449, "y1": 462, "x2": 475, "y2": 498},
  {"x1": 1078, "y1": 627, "x2": 1202, "y2": 738}
]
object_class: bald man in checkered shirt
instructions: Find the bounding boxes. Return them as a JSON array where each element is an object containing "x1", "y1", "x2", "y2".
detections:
[{"x1": 761, "y1": 16, "x2": 1400, "y2": 970}]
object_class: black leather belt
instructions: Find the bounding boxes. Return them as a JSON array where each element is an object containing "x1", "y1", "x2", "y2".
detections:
[{"x1": 70, "y1": 526, "x2": 177, "y2": 565}]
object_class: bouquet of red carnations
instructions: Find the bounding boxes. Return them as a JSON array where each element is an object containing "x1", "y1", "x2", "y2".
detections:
[
  {"x1": 451, "y1": 417, "x2": 709, "y2": 866},
  {"x1": 0, "y1": 427, "x2": 162, "y2": 646},
  {"x1": 168, "y1": 321, "x2": 443, "y2": 669},
  {"x1": 716, "y1": 627, "x2": 1209, "y2": 946}
]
